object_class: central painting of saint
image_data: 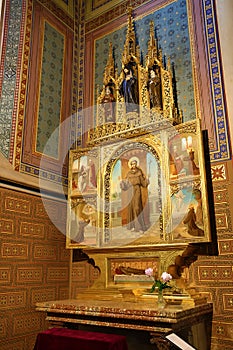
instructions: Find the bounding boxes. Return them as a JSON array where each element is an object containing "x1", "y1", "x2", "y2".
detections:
[{"x1": 109, "y1": 149, "x2": 161, "y2": 244}]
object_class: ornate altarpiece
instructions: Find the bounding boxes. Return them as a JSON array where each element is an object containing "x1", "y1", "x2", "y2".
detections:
[{"x1": 66, "y1": 10, "x2": 216, "y2": 302}]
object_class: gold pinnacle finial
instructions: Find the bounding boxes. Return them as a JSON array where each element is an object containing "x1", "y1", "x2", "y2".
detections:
[
  {"x1": 127, "y1": 6, "x2": 132, "y2": 16},
  {"x1": 150, "y1": 21, "x2": 154, "y2": 32}
]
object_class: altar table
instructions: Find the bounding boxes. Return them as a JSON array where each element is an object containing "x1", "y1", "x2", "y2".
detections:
[
  {"x1": 35, "y1": 298, "x2": 213, "y2": 350},
  {"x1": 33, "y1": 327, "x2": 128, "y2": 350}
]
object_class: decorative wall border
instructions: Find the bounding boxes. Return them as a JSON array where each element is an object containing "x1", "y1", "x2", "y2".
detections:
[
  {"x1": 37, "y1": 0, "x2": 74, "y2": 28},
  {"x1": 70, "y1": 0, "x2": 85, "y2": 147},
  {"x1": 19, "y1": 163, "x2": 68, "y2": 187},
  {"x1": 13, "y1": 0, "x2": 32, "y2": 171},
  {"x1": 0, "y1": 0, "x2": 10, "y2": 96},
  {"x1": 0, "y1": 0, "x2": 26, "y2": 162},
  {"x1": 9, "y1": 0, "x2": 27, "y2": 164},
  {"x1": 202, "y1": 0, "x2": 230, "y2": 161}
]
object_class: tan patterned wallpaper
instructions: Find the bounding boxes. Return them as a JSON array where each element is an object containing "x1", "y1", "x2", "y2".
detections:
[
  {"x1": 189, "y1": 161, "x2": 233, "y2": 350},
  {"x1": 0, "y1": 186, "x2": 70, "y2": 350}
]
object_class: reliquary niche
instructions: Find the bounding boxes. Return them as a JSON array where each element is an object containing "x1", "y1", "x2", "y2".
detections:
[{"x1": 67, "y1": 10, "x2": 215, "y2": 252}]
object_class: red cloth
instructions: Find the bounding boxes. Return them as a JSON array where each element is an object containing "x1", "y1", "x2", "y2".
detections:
[{"x1": 33, "y1": 327, "x2": 128, "y2": 350}]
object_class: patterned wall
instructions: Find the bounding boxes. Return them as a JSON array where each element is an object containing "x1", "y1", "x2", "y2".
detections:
[
  {"x1": 0, "y1": 0, "x2": 74, "y2": 185},
  {"x1": 0, "y1": 187, "x2": 70, "y2": 350},
  {"x1": 70, "y1": 262, "x2": 100, "y2": 298},
  {"x1": 189, "y1": 161, "x2": 233, "y2": 350},
  {"x1": 0, "y1": 1, "x2": 73, "y2": 348},
  {"x1": 20, "y1": 0, "x2": 73, "y2": 183}
]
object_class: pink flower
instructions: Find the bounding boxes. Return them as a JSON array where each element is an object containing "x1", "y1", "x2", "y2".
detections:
[
  {"x1": 145, "y1": 268, "x2": 154, "y2": 277},
  {"x1": 145, "y1": 270, "x2": 172, "y2": 293},
  {"x1": 161, "y1": 272, "x2": 172, "y2": 283}
]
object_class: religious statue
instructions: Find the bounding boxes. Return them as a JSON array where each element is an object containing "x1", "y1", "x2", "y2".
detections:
[
  {"x1": 115, "y1": 266, "x2": 147, "y2": 275},
  {"x1": 119, "y1": 64, "x2": 139, "y2": 113},
  {"x1": 147, "y1": 66, "x2": 162, "y2": 109},
  {"x1": 93, "y1": 14, "x2": 181, "y2": 138},
  {"x1": 120, "y1": 158, "x2": 149, "y2": 232},
  {"x1": 101, "y1": 84, "x2": 116, "y2": 122}
]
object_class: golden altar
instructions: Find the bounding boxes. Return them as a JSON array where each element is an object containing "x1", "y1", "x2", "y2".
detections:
[{"x1": 36, "y1": 297, "x2": 213, "y2": 350}]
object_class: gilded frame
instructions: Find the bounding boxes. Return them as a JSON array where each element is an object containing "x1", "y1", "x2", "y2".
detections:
[
  {"x1": 66, "y1": 147, "x2": 99, "y2": 247},
  {"x1": 66, "y1": 119, "x2": 214, "y2": 249}
]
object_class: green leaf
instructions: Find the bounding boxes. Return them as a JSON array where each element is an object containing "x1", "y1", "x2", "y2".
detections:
[{"x1": 150, "y1": 284, "x2": 156, "y2": 293}]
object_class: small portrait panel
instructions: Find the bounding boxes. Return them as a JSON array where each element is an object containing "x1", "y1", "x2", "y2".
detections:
[
  {"x1": 70, "y1": 200, "x2": 97, "y2": 246},
  {"x1": 71, "y1": 155, "x2": 97, "y2": 196}
]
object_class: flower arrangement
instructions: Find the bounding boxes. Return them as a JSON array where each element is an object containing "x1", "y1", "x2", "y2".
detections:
[{"x1": 145, "y1": 268, "x2": 172, "y2": 293}]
